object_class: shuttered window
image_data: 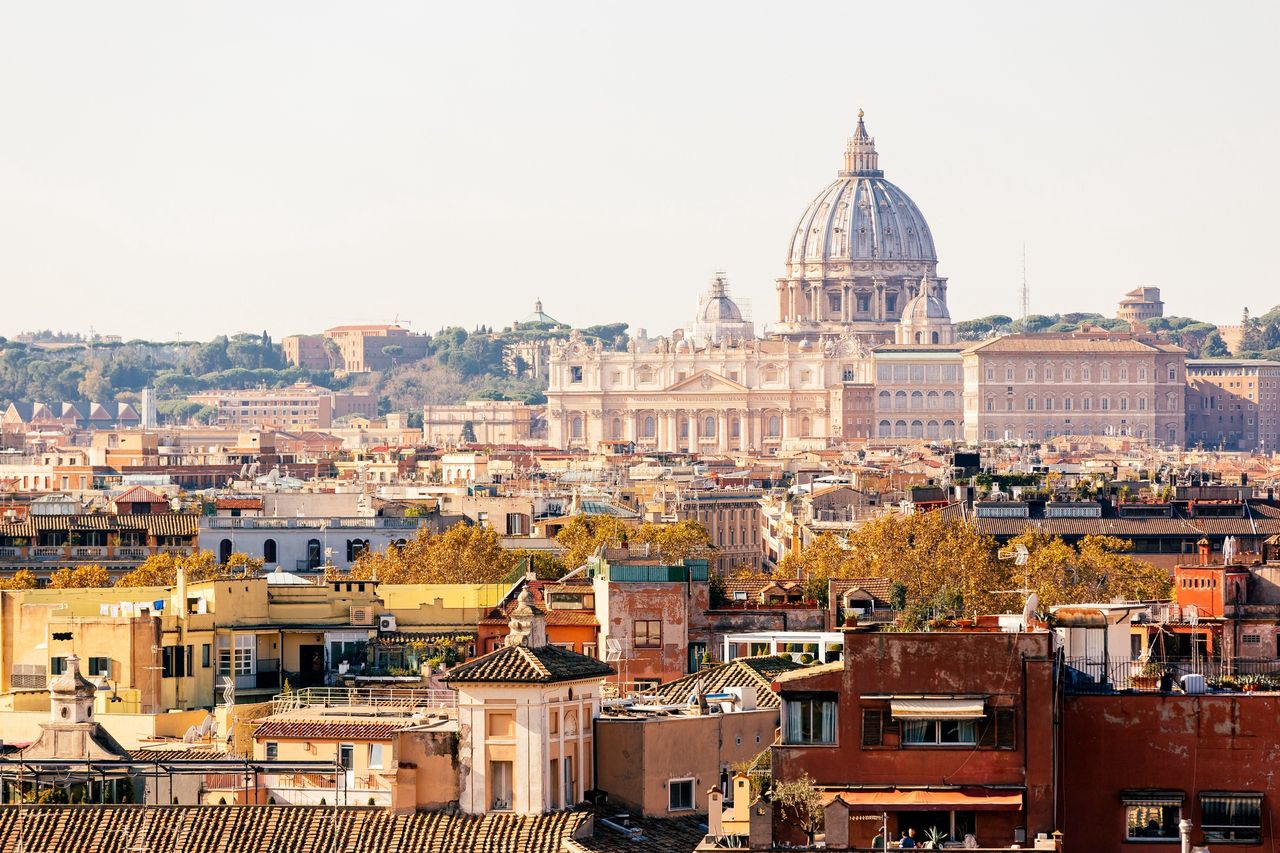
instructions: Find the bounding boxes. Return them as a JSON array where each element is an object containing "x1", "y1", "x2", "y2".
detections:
[{"x1": 978, "y1": 708, "x2": 1016, "y2": 749}]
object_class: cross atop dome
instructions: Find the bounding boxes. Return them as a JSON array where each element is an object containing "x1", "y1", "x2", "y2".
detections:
[{"x1": 842, "y1": 109, "x2": 882, "y2": 177}]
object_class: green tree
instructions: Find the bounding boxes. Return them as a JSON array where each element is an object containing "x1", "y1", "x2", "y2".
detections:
[{"x1": 460, "y1": 420, "x2": 478, "y2": 443}]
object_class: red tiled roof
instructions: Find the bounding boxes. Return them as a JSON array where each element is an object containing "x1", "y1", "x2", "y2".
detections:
[
  {"x1": 254, "y1": 720, "x2": 405, "y2": 741},
  {"x1": 446, "y1": 643, "x2": 615, "y2": 684}
]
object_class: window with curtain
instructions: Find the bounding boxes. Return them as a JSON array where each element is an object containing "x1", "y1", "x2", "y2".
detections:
[
  {"x1": 902, "y1": 718, "x2": 978, "y2": 745},
  {"x1": 1124, "y1": 793, "x2": 1181, "y2": 840},
  {"x1": 783, "y1": 695, "x2": 836, "y2": 744},
  {"x1": 1201, "y1": 793, "x2": 1262, "y2": 843}
]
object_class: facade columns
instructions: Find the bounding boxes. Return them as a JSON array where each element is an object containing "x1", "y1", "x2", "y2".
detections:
[
  {"x1": 739, "y1": 409, "x2": 751, "y2": 452},
  {"x1": 872, "y1": 278, "x2": 886, "y2": 322},
  {"x1": 687, "y1": 410, "x2": 698, "y2": 454},
  {"x1": 717, "y1": 412, "x2": 729, "y2": 452}
]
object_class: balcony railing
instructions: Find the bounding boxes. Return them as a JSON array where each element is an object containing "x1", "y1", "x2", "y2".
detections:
[
  {"x1": 1063, "y1": 656, "x2": 1280, "y2": 693},
  {"x1": 0, "y1": 545, "x2": 195, "y2": 563},
  {"x1": 204, "y1": 516, "x2": 429, "y2": 530},
  {"x1": 270, "y1": 685, "x2": 456, "y2": 714}
]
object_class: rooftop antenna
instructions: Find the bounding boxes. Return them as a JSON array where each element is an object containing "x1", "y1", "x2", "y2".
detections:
[{"x1": 1019, "y1": 243, "x2": 1030, "y2": 326}]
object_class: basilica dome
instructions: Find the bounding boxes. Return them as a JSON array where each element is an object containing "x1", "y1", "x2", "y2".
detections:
[
  {"x1": 774, "y1": 111, "x2": 948, "y2": 343},
  {"x1": 787, "y1": 113, "x2": 936, "y2": 266}
]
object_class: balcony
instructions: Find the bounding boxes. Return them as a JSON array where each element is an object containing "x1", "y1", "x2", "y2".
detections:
[
  {"x1": 0, "y1": 545, "x2": 195, "y2": 563},
  {"x1": 204, "y1": 516, "x2": 430, "y2": 531},
  {"x1": 1064, "y1": 656, "x2": 1280, "y2": 693}
]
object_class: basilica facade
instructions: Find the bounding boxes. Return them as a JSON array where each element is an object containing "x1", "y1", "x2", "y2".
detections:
[{"x1": 546, "y1": 114, "x2": 956, "y2": 452}]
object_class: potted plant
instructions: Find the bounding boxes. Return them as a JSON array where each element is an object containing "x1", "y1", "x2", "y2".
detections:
[
  {"x1": 1131, "y1": 660, "x2": 1164, "y2": 691},
  {"x1": 1239, "y1": 674, "x2": 1263, "y2": 693}
]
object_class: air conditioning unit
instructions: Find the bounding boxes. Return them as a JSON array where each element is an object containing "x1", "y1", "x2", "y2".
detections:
[
  {"x1": 349, "y1": 606, "x2": 374, "y2": 626},
  {"x1": 378, "y1": 615, "x2": 397, "y2": 633}
]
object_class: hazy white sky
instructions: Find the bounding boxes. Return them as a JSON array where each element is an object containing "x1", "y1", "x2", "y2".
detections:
[{"x1": 2, "y1": 1, "x2": 1277, "y2": 342}]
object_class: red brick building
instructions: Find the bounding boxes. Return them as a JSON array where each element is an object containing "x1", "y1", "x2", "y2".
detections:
[
  {"x1": 770, "y1": 629, "x2": 1056, "y2": 849},
  {"x1": 1062, "y1": 693, "x2": 1277, "y2": 849}
]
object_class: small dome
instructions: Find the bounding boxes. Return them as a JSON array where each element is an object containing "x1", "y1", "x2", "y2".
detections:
[
  {"x1": 49, "y1": 654, "x2": 96, "y2": 698},
  {"x1": 901, "y1": 291, "x2": 951, "y2": 323}
]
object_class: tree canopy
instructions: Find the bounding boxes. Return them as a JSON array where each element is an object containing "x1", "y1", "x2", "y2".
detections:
[
  {"x1": 778, "y1": 510, "x2": 1172, "y2": 618},
  {"x1": 346, "y1": 522, "x2": 518, "y2": 584}
]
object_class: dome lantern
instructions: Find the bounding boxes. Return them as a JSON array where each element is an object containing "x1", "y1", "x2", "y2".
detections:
[{"x1": 841, "y1": 109, "x2": 882, "y2": 177}]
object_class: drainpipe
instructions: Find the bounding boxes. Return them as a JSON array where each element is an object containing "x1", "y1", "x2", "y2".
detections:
[{"x1": 1179, "y1": 818, "x2": 1192, "y2": 853}]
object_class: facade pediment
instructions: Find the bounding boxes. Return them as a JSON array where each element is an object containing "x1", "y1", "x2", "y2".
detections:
[{"x1": 664, "y1": 370, "x2": 749, "y2": 393}]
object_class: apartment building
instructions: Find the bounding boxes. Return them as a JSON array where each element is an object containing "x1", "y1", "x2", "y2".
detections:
[
  {"x1": 188, "y1": 383, "x2": 376, "y2": 430},
  {"x1": 421, "y1": 400, "x2": 538, "y2": 446},
  {"x1": 1186, "y1": 358, "x2": 1280, "y2": 451}
]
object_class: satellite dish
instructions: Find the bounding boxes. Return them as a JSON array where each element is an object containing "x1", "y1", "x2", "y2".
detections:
[
  {"x1": 182, "y1": 726, "x2": 198, "y2": 743},
  {"x1": 1021, "y1": 593, "x2": 1039, "y2": 631}
]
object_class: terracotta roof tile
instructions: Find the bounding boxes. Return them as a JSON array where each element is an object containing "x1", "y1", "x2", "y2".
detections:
[
  {"x1": 255, "y1": 720, "x2": 405, "y2": 741},
  {"x1": 645, "y1": 656, "x2": 804, "y2": 709},
  {"x1": 0, "y1": 805, "x2": 587, "y2": 853},
  {"x1": 447, "y1": 643, "x2": 615, "y2": 685}
]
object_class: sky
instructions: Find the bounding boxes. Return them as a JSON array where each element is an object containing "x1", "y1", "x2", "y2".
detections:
[{"x1": 2, "y1": 1, "x2": 1278, "y2": 342}]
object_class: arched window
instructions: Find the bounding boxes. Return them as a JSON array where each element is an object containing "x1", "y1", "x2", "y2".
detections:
[
  {"x1": 985, "y1": 426, "x2": 996, "y2": 441},
  {"x1": 915, "y1": 332, "x2": 924, "y2": 344},
  {"x1": 219, "y1": 539, "x2": 232, "y2": 565},
  {"x1": 910, "y1": 420, "x2": 924, "y2": 438},
  {"x1": 643, "y1": 416, "x2": 656, "y2": 438},
  {"x1": 894, "y1": 420, "x2": 908, "y2": 438},
  {"x1": 612, "y1": 417, "x2": 622, "y2": 438},
  {"x1": 731, "y1": 418, "x2": 740, "y2": 438},
  {"x1": 924, "y1": 391, "x2": 938, "y2": 409},
  {"x1": 878, "y1": 420, "x2": 891, "y2": 438},
  {"x1": 926, "y1": 420, "x2": 940, "y2": 439},
  {"x1": 910, "y1": 391, "x2": 923, "y2": 410},
  {"x1": 895, "y1": 391, "x2": 908, "y2": 411},
  {"x1": 263, "y1": 538, "x2": 277, "y2": 564},
  {"x1": 306, "y1": 538, "x2": 322, "y2": 570},
  {"x1": 943, "y1": 391, "x2": 955, "y2": 408},
  {"x1": 571, "y1": 416, "x2": 583, "y2": 439},
  {"x1": 931, "y1": 331, "x2": 940, "y2": 344},
  {"x1": 801, "y1": 416, "x2": 811, "y2": 435},
  {"x1": 767, "y1": 415, "x2": 781, "y2": 437},
  {"x1": 943, "y1": 420, "x2": 957, "y2": 439},
  {"x1": 704, "y1": 416, "x2": 716, "y2": 436},
  {"x1": 878, "y1": 390, "x2": 891, "y2": 409},
  {"x1": 680, "y1": 419, "x2": 689, "y2": 438}
]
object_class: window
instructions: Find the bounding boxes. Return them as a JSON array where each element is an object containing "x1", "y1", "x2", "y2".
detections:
[
  {"x1": 87, "y1": 656, "x2": 112, "y2": 678},
  {"x1": 784, "y1": 695, "x2": 836, "y2": 744},
  {"x1": 548, "y1": 592, "x2": 594, "y2": 610},
  {"x1": 1124, "y1": 792, "x2": 1181, "y2": 841},
  {"x1": 1201, "y1": 792, "x2": 1262, "y2": 843},
  {"x1": 339, "y1": 744, "x2": 355, "y2": 771},
  {"x1": 263, "y1": 538, "x2": 277, "y2": 564},
  {"x1": 668, "y1": 778, "x2": 695, "y2": 812},
  {"x1": 265, "y1": 742, "x2": 278, "y2": 760},
  {"x1": 634, "y1": 620, "x2": 662, "y2": 648},
  {"x1": 856, "y1": 293, "x2": 870, "y2": 312},
  {"x1": 902, "y1": 718, "x2": 978, "y2": 745},
  {"x1": 50, "y1": 656, "x2": 67, "y2": 676},
  {"x1": 202, "y1": 644, "x2": 211, "y2": 668},
  {"x1": 884, "y1": 294, "x2": 896, "y2": 314},
  {"x1": 368, "y1": 743, "x2": 385, "y2": 770},
  {"x1": 569, "y1": 366, "x2": 583, "y2": 383},
  {"x1": 218, "y1": 635, "x2": 254, "y2": 676}
]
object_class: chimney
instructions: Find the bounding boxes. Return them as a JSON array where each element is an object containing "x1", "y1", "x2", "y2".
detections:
[{"x1": 1197, "y1": 538, "x2": 1211, "y2": 566}]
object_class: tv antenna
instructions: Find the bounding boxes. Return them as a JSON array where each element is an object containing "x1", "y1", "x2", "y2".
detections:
[{"x1": 1019, "y1": 243, "x2": 1030, "y2": 324}]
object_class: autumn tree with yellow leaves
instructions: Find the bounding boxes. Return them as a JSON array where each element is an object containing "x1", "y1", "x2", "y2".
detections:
[
  {"x1": 49, "y1": 565, "x2": 111, "y2": 589},
  {"x1": 553, "y1": 515, "x2": 628, "y2": 570},
  {"x1": 778, "y1": 510, "x2": 1171, "y2": 618},
  {"x1": 116, "y1": 550, "x2": 263, "y2": 588},
  {"x1": 632, "y1": 519, "x2": 712, "y2": 562},
  {"x1": 346, "y1": 522, "x2": 517, "y2": 584},
  {"x1": 0, "y1": 569, "x2": 38, "y2": 590}
]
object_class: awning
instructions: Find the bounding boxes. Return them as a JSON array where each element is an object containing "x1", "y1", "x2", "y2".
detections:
[
  {"x1": 890, "y1": 698, "x2": 985, "y2": 719},
  {"x1": 832, "y1": 788, "x2": 1023, "y2": 812}
]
